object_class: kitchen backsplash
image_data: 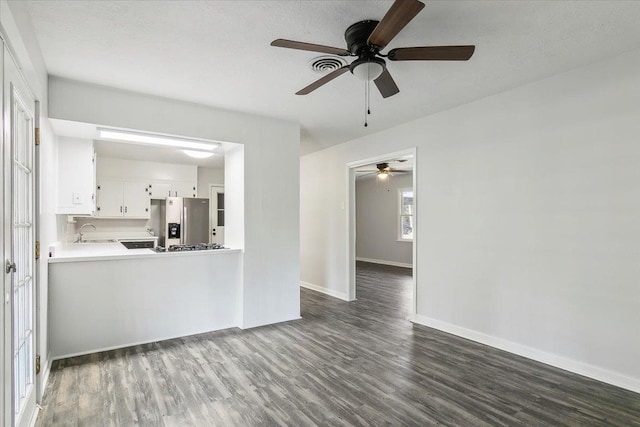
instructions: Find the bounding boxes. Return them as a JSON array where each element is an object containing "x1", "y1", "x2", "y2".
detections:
[{"x1": 64, "y1": 216, "x2": 156, "y2": 243}]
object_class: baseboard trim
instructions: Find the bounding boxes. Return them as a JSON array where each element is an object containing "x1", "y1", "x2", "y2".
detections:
[
  {"x1": 27, "y1": 405, "x2": 40, "y2": 427},
  {"x1": 413, "y1": 314, "x2": 640, "y2": 394},
  {"x1": 40, "y1": 354, "x2": 52, "y2": 401},
  {"x1": 240, "y1": 316, "x2": 302, "y2": 330},
  {"x1": 356, "y1": 257, "x2": 412, "y2": 269},
  {"x1": 51, "y1": 324, "x2": 239, "y2": 361},
  {"x1": 300, "y1": 281, "x2": 351, "y2": 301}
]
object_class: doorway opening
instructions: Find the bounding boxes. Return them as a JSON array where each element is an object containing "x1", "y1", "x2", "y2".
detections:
[
  {"x1": 209, "y1": 184, "x2": 224, "y2": 244},
  {"x1": 347, "y1": 148, "x2": 417, "y2": 319}
]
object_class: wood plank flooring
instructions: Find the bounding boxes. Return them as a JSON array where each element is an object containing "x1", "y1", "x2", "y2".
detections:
[{"x1": 37, "y1": 261, "x2": 640, "y2": 426}]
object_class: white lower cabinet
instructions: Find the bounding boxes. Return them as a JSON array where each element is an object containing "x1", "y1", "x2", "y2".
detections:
[{"x1": 96, "y1": 180, "x2": 150, "y2": 218}]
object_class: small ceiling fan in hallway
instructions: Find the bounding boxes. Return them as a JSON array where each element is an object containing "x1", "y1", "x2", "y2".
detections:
[{"x1": 356, "y1": 161, "x2": 411, "y2": 180}]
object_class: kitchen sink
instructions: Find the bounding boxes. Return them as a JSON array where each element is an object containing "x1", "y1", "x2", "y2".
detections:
[{"x1": 120, "y1": 240, "x2": 156, "y2": 249}]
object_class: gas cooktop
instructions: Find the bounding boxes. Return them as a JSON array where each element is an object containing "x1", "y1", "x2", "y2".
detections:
[{"x1": 155, "y1": 243, "x2": 226, "y2": 252}]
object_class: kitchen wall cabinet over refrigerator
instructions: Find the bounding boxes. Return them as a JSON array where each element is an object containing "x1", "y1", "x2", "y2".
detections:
[
  {"x1": 56, "y1": 137, "x2": 96, "y2": 215},
  {"x1": 148, "y1": 181, "x2": 197, "y2": 199},
  {"x1": 96, "y1": 180, "x2": 150, "y2": 218}
]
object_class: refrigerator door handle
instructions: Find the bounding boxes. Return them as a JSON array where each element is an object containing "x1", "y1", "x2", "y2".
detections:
[{"x1": 182, "y1": 206, "x2": 187, "y2": 245}]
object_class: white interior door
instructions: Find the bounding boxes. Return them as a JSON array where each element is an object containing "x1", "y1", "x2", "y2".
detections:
[
  {"x1": 3, "y1": 46, "x2": 37, "y2": 427},
  {"x1": 209, "y1": 185, "x2": 224, "y2": 244}
]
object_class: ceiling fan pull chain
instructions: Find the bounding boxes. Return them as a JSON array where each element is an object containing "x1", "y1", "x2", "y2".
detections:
[
  {"x1": 364, "y1": 80, "x2": 368, "y2": 127},
  {"x1": 367, "y1": 79, "x2": 371, "y2": 115}
]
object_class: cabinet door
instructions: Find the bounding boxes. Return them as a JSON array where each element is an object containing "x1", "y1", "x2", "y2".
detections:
[
  {"x1": 173, "y1": 181, "x2": 197, "y2": 198},
  {"x1": 148, "y1": 182, "x2": 172, "y2": 200},
  {"x1": 96, "y1": 180, "x2": 124, "y2": 217},
  {"x1": 123, "y1": 182, "x2": 150, "y2": 218}
]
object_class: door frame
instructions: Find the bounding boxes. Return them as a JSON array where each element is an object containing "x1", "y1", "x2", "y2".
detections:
[
  {"x1": 346, "y1": 147, "x2": 417, "y2": 318},
  {"x1": 208, "y1": 184, "x2": 224, "y2": 244}
]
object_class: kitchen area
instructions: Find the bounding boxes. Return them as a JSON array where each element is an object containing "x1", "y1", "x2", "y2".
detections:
[{"x1": 48, "y1": 124, "x2": 244, "y2": 360}]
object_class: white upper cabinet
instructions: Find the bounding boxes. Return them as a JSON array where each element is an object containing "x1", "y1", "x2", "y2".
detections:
[
  {"x1": 173, "y1": 181, "x2": 197, "y2": 198},
  {"x1": 99, "y1": 158, "x2": 197, "y2": 200},
  {"x1": 123, "y1": 182, "x2": 150, "y2": 217},
  {"x1": 148, "y1": 182, "x2": 172, "y2": 199},
  {"x1": 56, "y1": 138, "x2": 95, "y2": 215},
  {"x1": 96, "y1": 180, "x2": 150, "y2": 218},
  {"x1": 147, "y1": 181, "x2": 196, "y2": 199}
]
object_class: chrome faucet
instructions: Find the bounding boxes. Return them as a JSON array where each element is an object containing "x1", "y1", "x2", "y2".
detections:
[{"x1": 76, "y1": 223, "x2": 97, "y2": 243}]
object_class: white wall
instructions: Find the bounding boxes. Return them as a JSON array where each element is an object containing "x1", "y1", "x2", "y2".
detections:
[
  {"x1": 356, "y1": 174, "x2": 413, "y2": 266},
  {"x1": 197, "y1": 166, "x2": 224, "y2": 198},
  {"x1": 49, "y1": 77, "x2": 300, "y2": 329},
  {"x1": 301, "y1": 48, "x2": 640, "y2": 392}
]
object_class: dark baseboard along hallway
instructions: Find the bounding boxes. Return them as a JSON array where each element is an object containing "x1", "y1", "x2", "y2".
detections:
[{"x1": 37, "y1": 262, "x2": 639, "y2": 426}]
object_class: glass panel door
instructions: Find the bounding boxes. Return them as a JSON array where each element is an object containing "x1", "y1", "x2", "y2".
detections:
[{"x1": 4, "y1": 45, "x2": 36, "y2": 427}]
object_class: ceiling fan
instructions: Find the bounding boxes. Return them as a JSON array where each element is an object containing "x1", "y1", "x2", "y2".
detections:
[
  {"x1": 357, "y1": 162, "x2": 411, "y2": 180},
  {"x1": 271, "y1": 0, "x2": 475, "y2": 99}
]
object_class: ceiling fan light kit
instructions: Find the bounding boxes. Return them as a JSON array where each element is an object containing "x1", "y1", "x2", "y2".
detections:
[
  {"x1": 350, "y1": 56, "x2": 385, "y2": 81},
  {"x1": 270, "y1": 0, "x2": 476, "y2": 125}
]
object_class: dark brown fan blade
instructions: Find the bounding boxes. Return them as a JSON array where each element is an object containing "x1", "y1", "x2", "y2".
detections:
[
  {"x1": 271, "y1": 39, "x2": 351, "y2": 56},
  {"x1": 388, "y1": 45, "x2": 475, "y2": 61},
  {"x1": 374, "y1": 69, "x2": 400, "y2": 98},
  {"x1": 367, "y1": 0, "x2": 425, "y2": 49},
  {"x1": 296, "y1": 66, "x2": 349, "y2": 95}
]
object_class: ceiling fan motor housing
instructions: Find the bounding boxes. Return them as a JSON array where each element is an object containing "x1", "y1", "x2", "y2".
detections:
[{"x1": 345, "y1": 20, "x2": 380, "y2": 56}]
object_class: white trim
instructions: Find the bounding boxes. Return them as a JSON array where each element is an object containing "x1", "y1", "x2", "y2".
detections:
[
  {"x1": 239, "y1": 316, "x2": 302, "y2": 330},
  {"x1": 26, "y1": 406, "x2": 39, "y2": 427},
  {"x1": 38, "y1": 355, "x2": 51, "y2": 402},
  {"x1": 356, "y1": 257, "x2": 412, "y2": 269},
  {"x1": 51, "y1": 325, "x2": 238, "y2": 361},
  {"x1": 413, "y1": 314, "x2": 640, "y2": 394},
  {"x1": 300, "y1": 281, "x2": 352, "y2": 302}
]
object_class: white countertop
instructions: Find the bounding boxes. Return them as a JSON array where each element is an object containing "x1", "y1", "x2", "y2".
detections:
[{"x1": 49, "y1": 242, "x2": 241, "y2": 263}]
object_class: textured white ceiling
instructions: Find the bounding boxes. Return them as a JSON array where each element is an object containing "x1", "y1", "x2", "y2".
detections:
[{"x1": 22, "y1": 1, "x2": 640, "y2": 154}]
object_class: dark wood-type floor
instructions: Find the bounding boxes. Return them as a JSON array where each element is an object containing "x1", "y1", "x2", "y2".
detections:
[{"x1": 37, "y1": 261, "x2": 640, "y2": 426}]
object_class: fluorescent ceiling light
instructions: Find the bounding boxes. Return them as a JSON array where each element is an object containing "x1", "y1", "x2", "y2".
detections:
[
  {"x1": 98, "y1": 128, "x2": 218, "y2": 151},
  {"x1": 182, "y1": 150, "x2": 215, "y2": 159}
]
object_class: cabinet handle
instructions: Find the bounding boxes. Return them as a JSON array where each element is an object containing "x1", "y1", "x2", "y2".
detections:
[
  {"x1": 125, "y1": 206, "x2": 128, "y2": 213},
  {"x1": 120, "y1": 206, "x2": 123, "y2": 213}
]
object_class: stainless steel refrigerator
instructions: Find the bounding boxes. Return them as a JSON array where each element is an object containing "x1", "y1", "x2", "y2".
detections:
[{"x1": 158, "y1": 197, "x2": 210, "y2": 248}]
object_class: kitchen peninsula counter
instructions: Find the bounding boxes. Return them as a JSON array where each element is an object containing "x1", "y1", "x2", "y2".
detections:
[
  {"x1": 48, "y1": 243, "x2": 242, "y2": 359},
  {"x1": 49, "y1": 242, "x2": 240, "y2": 263}
]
